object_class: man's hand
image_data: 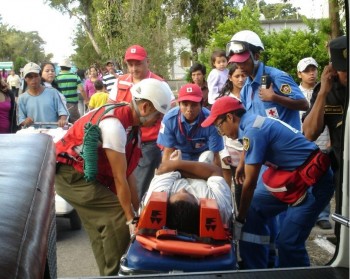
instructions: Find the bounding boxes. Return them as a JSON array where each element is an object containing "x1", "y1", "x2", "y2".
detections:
[
  {"x1": 222, "y1": 156, "x2": 232, "y2": 166},
  {"x1": 319, "y1": 64, "x2": 337, "y2": 96},
  {"x1": 22, "y1": 117, "x2": 33, "y2": 127},
  {"x1": 170, "y1": 149, "x2": 182, "y2": 161},
  {"x1": 259, "y1": 83, "x2": 275, "y2": 102},
  {"x1": 58, "y1": 116, "x2": 67, "y2": 127}
]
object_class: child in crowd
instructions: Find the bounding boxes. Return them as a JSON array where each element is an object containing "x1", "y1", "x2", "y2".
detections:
[
  {"x1": 207, "y1": 50, "x2": 229, "y2": 105},
  {"x1": 88, "y1": 80, "x2": 109, "y2": 110}
]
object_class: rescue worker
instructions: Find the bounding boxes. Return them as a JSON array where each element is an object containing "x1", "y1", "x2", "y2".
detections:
[
  {"x1": 303, "y1": 35, "x2": 348, "y2": 238},
  {"x1": 201, "y1": 96, "x2": 334, "y2": 268},
  {"x1": 297, "y1": 57, "x2": 332, "y2": 230},
  {"x1": 55, "y1": 78, "x2": 173, "y2": 276},
  {"x1": 227, "y1": 30, "x2": 308, "y2": 130},
  {"x1": 157, "y1": 83, "x2": 224, "y2": 166},
  {"x1": 109, "y1": 45, "x2": 175, "y2": 200},
  {"x1": 227, "y1": 30, "x2": 309, "y2": 268}
]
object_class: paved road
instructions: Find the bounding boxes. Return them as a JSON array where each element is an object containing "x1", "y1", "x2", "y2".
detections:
[{"x1": 57, "y1": 217, "x2": 99, "y2": 278}]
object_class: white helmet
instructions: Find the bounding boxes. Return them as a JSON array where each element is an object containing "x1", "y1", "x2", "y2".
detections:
[
  {"x1": 227, "y1": 30, "x2": 264, "y2": 56},
  {"x1": 131, "y1": 78, "x2": 172, "y2": 114}
]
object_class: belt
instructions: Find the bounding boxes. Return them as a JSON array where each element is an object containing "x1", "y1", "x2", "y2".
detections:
[
  {"x1": 141, "y1": 140, "x2": 156, "y2": 146},
  {"x1": 57, "y1": 153, "x2": 81, "y2": 166}
]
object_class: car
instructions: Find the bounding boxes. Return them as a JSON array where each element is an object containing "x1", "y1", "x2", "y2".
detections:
[{"x1": 17, "y1": 123, "x2": 81, "y2": 230}]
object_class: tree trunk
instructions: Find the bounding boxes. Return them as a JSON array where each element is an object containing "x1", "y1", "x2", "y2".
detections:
[{"x1": 329, "y1": 0, "x2": 342, "y2": 38}]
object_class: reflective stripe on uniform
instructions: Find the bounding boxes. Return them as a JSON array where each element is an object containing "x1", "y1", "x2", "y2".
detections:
[
  {"x1": 241, "y1": 232, "x2": 270, "y2": 245},
  {"x1": 263, "y1": 183, "x2": 287, "y2": 192}
]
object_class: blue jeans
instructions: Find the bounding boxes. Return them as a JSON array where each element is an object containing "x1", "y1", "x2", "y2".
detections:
[
  {"x1": 317, "y1": 203, "x2": 331, "y2": 222},
  {"x1": 134, "y1": 141, "x2": 162, "y2": 200},
  {"x1": 240, "y1": 168, "x2": 334, "y2": 268}
]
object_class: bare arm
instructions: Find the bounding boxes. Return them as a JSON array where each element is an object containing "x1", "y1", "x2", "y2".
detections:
[
  {"x1": 303, "y1": 64, "x2": 335, "y2": 141},
  {"x1": 213, "y1": 152, "x2": 222, "y2": 167},
  {"x1": 127, "y1": 173, "x2": 139, "y2": 212},
  {"x1": 104, "y1": 148, "x2": 134, "y2": 222},
  {"x1": 156, "y1": 159, "x2": 223, "y2": 179},
  {"x1": 259, "y1": 84, "x2": 309, "y2": 111},
  {"x1": 237, "y1": 163, "x2": 261, "y2": 221},
  {"x1": 78, "y1": 84, "x2": 89, "y2": 104}
]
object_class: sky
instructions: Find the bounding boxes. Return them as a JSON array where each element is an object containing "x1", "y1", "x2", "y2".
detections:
[
  {"x1": 0, "y1": 0, "x2": 77, "y2": 63},
  {"x1": 0, "y1": 0, "x2": 329, "y2": 63}
]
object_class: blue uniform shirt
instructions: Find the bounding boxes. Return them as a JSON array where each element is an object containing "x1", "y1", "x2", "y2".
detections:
[
  {"x1": 240, "y1": 62, "x2": 305, "y2": 130},
  {"x1": 239, "y1": 113, "x2": 318, "y2": 170},
  {"x1": 157, "y1": 106, "x2": 224, "y2": 161}
]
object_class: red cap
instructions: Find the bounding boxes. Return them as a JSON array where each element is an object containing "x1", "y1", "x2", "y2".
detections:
[
  {"x1": 229, "y1": 51, "x2": 250, "y2": 63},
  {"x1": 201, "y1": 96, "x2": 244, "y2": 127},
  {"x1": 125, "y1": 45, "x2": 148, "y2": 61},
  {"x1": 177, "y1": 84, "x2": 203, "y2": 103}
]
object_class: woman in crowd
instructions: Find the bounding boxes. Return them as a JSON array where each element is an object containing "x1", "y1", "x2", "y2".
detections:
[
  {"x1": 41, "y1": 62, "x2": 60, "y2": 89},
  {"x1": 84, "y1": 65, "x2": 101, "y2": 101},
  {"x1": 0, "y1": 74, "x2": 17, "y2": 133}
]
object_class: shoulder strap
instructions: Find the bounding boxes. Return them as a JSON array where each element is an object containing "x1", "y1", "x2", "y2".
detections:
[{"x1": 82, "y1": 102, "x2": 131, "y2": 182}]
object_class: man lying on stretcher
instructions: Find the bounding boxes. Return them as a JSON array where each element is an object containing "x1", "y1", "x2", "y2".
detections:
[{"x1": 142, "y1": 150, "x2": 233, "y2": 235}]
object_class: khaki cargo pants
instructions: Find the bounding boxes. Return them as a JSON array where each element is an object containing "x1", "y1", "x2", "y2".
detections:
[{"x1": 55, "y1": 164, "x2": 130, "y2": 276}]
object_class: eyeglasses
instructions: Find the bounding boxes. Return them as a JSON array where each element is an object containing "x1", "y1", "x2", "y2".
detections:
[
  {"x1": 26, "y1": 74, "x2": 40, "y2": 79},
  {"x1": 215, "y1": 115, "x2": 227, "y2": 131}
]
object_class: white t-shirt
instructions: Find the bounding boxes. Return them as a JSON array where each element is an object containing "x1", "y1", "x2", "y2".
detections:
[
  {"x1": 73, "y1": 108, "x2": 127, "y2": 155},
  {"x1": 144, "y1": 171, "x2": 233, "y2": 225}
]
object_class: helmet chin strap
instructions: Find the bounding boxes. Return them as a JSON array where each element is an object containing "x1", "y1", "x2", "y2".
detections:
[
  {"x1": 249, "y1": 50, "x2": 259, "y2": 67},
  {"x1": 132, "y1": 98, "x2": 159, "y2": 125}
]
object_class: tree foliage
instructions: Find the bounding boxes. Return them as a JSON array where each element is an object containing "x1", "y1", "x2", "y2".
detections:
[
  {"x1": 45, "y1": 0, "x2": 174, "y2": 77},
  {"x1": 201, "y1": 5, "x2": 332, "y2": 82},
  {"x1": 0, "y1": 0, "x2": 346, "y2": 80},
  {"x1": 164, "y1": 0, "x2": 236, "y2": 62},
  {"x1": 0, "y1": 16, "x2": 51, "y2": 72},
  {"x1": 259, "y1": 0, "x2": 301, "y2": 20}
]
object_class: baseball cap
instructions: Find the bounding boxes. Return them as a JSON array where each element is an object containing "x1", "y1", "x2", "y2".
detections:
[
  {"x1": 229, "y1": 50, "x2": 251, "y2": 63},
  {"x1": 177, "y1": 84, "x2": 203, "y2": 103},
  {"x1": 329, "y1": 36, "x2": 347, "y2": 71},
  {"x1": 23, "y1": 62, "x2": 41, "y2": 78},
  {"x1": 297, "y1": 57, "x2": 318, "y2": 72},
  {"x1": 124, "y1": 45, "x2": 148, "y2": 61},
  {"x1": 201, "y1": 96, "x2": 244, "y2": 127},
  {"x1": 59, "y1": 58, "x2": 72, "y2": 68}
]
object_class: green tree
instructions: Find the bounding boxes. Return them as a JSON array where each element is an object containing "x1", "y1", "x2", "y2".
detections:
[
  {"x1": 203, "y1": 5, "x2": 331, "y2": 82},
  {"x1": 0, "y1": 17, "x2": 51, "y2": 66},
  {"x1": 46, "y1": 0, "x2": 173, "y2": 77},
  {"x1": 199, "y1": 6, "x2": 263, "y2": 74},
  {"x1": 164, "y1": 0, "x2": 236, "y2": 62},
  {"x1": 259, "y1": 1, "x2": 301, "y2": 20}
]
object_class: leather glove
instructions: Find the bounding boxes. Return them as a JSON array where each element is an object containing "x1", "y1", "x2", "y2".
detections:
[{"x1": 233, "y1": 219, "x2": 244, "y2": 241}]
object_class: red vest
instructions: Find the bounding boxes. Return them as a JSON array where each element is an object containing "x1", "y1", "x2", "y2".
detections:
[
  {"x1": 113, "y1": 73, "x2": 163, "y2": 141},
  {"x1": 56, "y1": 105, "x2": 141, "y2": 194}
]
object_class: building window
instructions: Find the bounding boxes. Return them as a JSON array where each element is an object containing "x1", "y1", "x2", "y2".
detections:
[{"x1": 180, "y1": 51, "x2": 191, "y2": 68}]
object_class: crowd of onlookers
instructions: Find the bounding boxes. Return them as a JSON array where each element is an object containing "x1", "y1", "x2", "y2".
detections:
[
  {"x1": 0, "y1": 59, "x2": 124, "y2": 133},
  {"x1": 0, "y1": 31, "x2": 347, "y2": 276}
]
